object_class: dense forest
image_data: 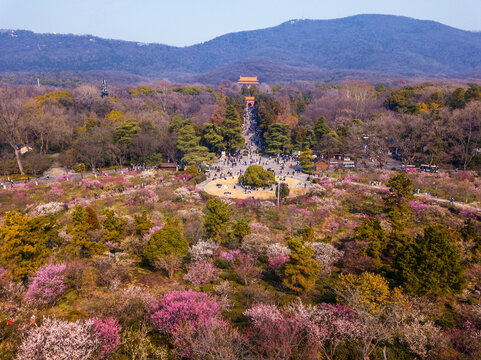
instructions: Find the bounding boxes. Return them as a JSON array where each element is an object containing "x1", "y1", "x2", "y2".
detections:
[{"x1": 1, "y1": 79, "x2": 481, "y2": 359}]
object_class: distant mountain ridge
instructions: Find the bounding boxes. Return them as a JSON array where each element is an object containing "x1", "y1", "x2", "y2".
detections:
[{"x1": 1, "y1": 14, "x2": 481, "y2": 83}]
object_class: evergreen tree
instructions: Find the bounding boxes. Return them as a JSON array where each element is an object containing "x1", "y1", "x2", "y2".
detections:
[
  {"x1": 427, "y1": 91, "x2": 444, "y2": 107},
  {"x1": 282, "y1": 238, "x2": 321, "y2": 293},
  {"x1": 232, "y1": 218, "x2": 251, "y2": 241},
  {"x1": 0, "y1": 212, "x2": 58, "y2": 282},
  {"x1": 355, "y1": 217, "x2": 387, "y2": 268},
  {"x1": 220, "y1": 105, "x2": 244, "y2": 154},
  {"x1": 314, "y1": 116, "x2": 330, "y2": 141},
  {"x1": 134, "y1": 210, "x2": 154, "y2": 236},
  {"x1": 461, "y1": 219, "x2": 481, "y2": 259},
  {"x1": 143, "y1": 218, "x2": 188, "y2": 267},
  {"x1": 276, "y1": 182, "x2": 290, "y2": 200},
  {"x1": 101, "y1": 209, "x2": 126, "y2": 243},
  {"x1": 114, "y1": 118, "x2": 140, "y2": 144},
  {"x1": 385, "y1": 172, "x2": 414, "y2": 231},
  {"x1": 264, "y1": 123, "x2": 291, "y2": 155},
  {"x1": 177, "y1": 124, "x2": 214, "y2": 165},
  {"x1": 66, "y1": 205, "x2": 105, "y2": 259},
  {"x1": 201, "y1": 124, "x2": 225, "y2": 154},
  {"x1": 393, "y1": 225, "x2": 466, "y2": 296},
  {"x1": 85, "y1": 206, "x2": 100, "y2": 230},
  {"x1": 465, "y1": 84, "x2": 481, "y2": 102},
  {"x1": 299, "y1": 147, "x2": 315, "y2": 174},
  {"x1": 204, "y1": 198, "x2": 232, "y2": 240},
  {"x1": 239, "y1": 165, "x2": 276, "y2": 188}
]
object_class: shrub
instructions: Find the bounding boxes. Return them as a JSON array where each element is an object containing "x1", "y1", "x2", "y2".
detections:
[
  {"x1": 266, "y1": 243, "x2": 291, "y2": 271},
  {"x1": 239, "y1": 165, "x2": 275, "y2": 188},
  {"x1": 307, "y1": 242, "x2": 344, "y2": 276},
  {"x1": 85, "y1": 206, "x2": 101, "y2": 230}
]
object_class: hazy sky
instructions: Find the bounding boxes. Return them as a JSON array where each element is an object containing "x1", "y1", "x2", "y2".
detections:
[{"x1": 0, "y1": 0, "x2": 479, "y2": 46}]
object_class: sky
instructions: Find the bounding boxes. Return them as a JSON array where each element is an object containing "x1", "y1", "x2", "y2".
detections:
[{"x1": 0, "y1": 0, "x2": 480, "y2": 47}]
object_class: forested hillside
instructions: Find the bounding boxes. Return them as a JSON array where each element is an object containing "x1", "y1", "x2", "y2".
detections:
[{"x1": 1, "y1": 14, "x2": 481, "y2": 82}]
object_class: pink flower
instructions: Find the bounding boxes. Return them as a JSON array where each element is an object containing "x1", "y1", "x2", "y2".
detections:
[
  {"x1": 91, "y1": 317, "x2": 122, "y2": 360},
  {"x1": 49, "y1": 184, "x2": 65, "y2": 197},
  {"x1": 184, "y1": 261, "x2": 219, "y2": 286},
  {"x1": 16, "y1": 317, "x2": 98, "y2": 360},
  {"x1": 328, "y1": 221, "x2": 340, "y2": 233},
  {"x1": 56, "y1": 174, "x2": 72, "y2": 182},
  {"x1": 149, "y1": 290, "x2": 221, "y2": 334},
  {"x1": 268, "y1": 253, "x2": 290, "y2": 270},
  {"x1": 25, "y1": 263, "x2": 67, "y2": 306},
  {"x1": 296, "y1": 208, "x2": 313, "y2": 216},
  {"x1": 250, "y1": 222, "x2": 270, "y2": 233},
  {"x1": 459, "y1": 208, "x2": 478, "y2": 220},
  {"x1": 80, "y1": 178, "x2": 103, "y2": 190},
  {"x1": 244, "y1": 304, "x2": 283, "y2": 327},
  {"x1": 218, "y1": 250, "x2": 241, "y2": 263},
  {"x1": 144, "y1": 226, "x2": 164, "y2": 240}
]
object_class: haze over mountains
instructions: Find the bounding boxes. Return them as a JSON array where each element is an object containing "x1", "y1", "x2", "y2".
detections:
[{"x1": 1, "y1": 14, "x2": 481, "y2": 83}]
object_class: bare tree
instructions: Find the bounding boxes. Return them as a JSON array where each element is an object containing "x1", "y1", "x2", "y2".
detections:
[
  {"x1": 452, "y1": 102, "x2": 481, "y2": 170},
  {"x1": 74, "y1": 128, "x2": 111, "y2": 171},
  {"x1": 0, "y1": 88, "x2": 29, "y2": 174},
  {"x1": 154, "y1": 254, "x2": 182, "y2": 279}
]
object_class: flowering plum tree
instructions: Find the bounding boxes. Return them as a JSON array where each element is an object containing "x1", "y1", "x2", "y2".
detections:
[
  {"x1": 265, "y1": 243, "x2": 290, "y2": 271},
  {"x1": 306, "y1": 242, "x2": 344, "y2": 276},
  {"x1": 24, "y1": 263, "x2": 67, "y2": 306},
  {"x1": 173, "y1": 319, "x2": 249, "y2": 360},
  {"x1": 91, "y1": 317, "x2": 122, "y2": 360},
  {"x1": 149, "y1": 290, "x2": 221, "y2": 335},
  {"x1": 184, "y1": 261, "x2": 219, "y2": 287},
  {"x1": 188, "y1": 240, "x2": 218, "y2": 262},
  {"x1": 16, "y1": 317, "x2": 98, "y2": 360},
  {"x1": 233, "y1": 252, "x2": 261, "y2": 285}
]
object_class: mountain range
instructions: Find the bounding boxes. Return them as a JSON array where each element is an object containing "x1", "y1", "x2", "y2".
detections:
[{"x1": 1, "y1": 14, "x2": 481, "y2": 84}]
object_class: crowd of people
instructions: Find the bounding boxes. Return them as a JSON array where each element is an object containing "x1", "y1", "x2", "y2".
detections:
[
  {"x1": 242, "y1": 106, "x2": 262, "y2": 154},
  {"x1": 204, "y1": 104, "x2": 308, "y2": 186}
]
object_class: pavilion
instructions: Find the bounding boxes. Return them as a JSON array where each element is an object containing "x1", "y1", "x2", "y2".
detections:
[{"x1": 237, "y1": 76, "x2": 259, "y2": 86}]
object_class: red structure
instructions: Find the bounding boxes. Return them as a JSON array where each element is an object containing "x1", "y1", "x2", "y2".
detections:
[
  {"x1": 245, "y1": 96, "x2": 255, "y2": 108},
  {"x1": 238, "y1": 76, "x2": 259, "y2": 87}
]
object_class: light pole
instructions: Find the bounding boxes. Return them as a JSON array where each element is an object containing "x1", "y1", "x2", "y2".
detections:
[{"x1": 277, "y1": 181, "x2": 280, "y2": 207}]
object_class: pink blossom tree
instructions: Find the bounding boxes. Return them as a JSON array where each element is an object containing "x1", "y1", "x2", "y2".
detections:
[
  {"x1": 173, "y1": 319, "x2": 249, "y2": 360},
  {"x1": 245, "y1": 301, "x2": 362, "y2": 360},
  {"x1": 265, "y1": 243, "x2": 290, "y2": 271},
  {"x1": 149, "y1": 290, "x2": 221, "y2": 335},
  {"x1": 24, "y1": 263, "x2": 67, "y2": 306},
  {"x1": 315, "y1": 303, "x2": 362, "y2": 360},
  {"x1": 184, "y1": 261, "x2": 219, "y2": 287},
  {"x1": 91, "y1": 317, "x2": 122, "y2": 360},
  {"x1": 188, "y1": 240, "x2": 218, "y2": 262},
  {"x1": 233, "y1": 253, "x2": 261, "y2": 285},
  {"x1": 244, "y1": 303, "x2": 321, "y2": 359},
  {"x1": 16, "y1": 317, "x2": 98, "y2": 360}
]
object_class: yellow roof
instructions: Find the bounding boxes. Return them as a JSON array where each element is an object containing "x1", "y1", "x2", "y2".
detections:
[{"x1": 238, "y1": 76, "x2": 259, "y2": 82}]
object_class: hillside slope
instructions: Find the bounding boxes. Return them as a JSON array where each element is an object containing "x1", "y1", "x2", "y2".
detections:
[{"x1": 1, "y1": 14, "x2": 481, "y2": 81}]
